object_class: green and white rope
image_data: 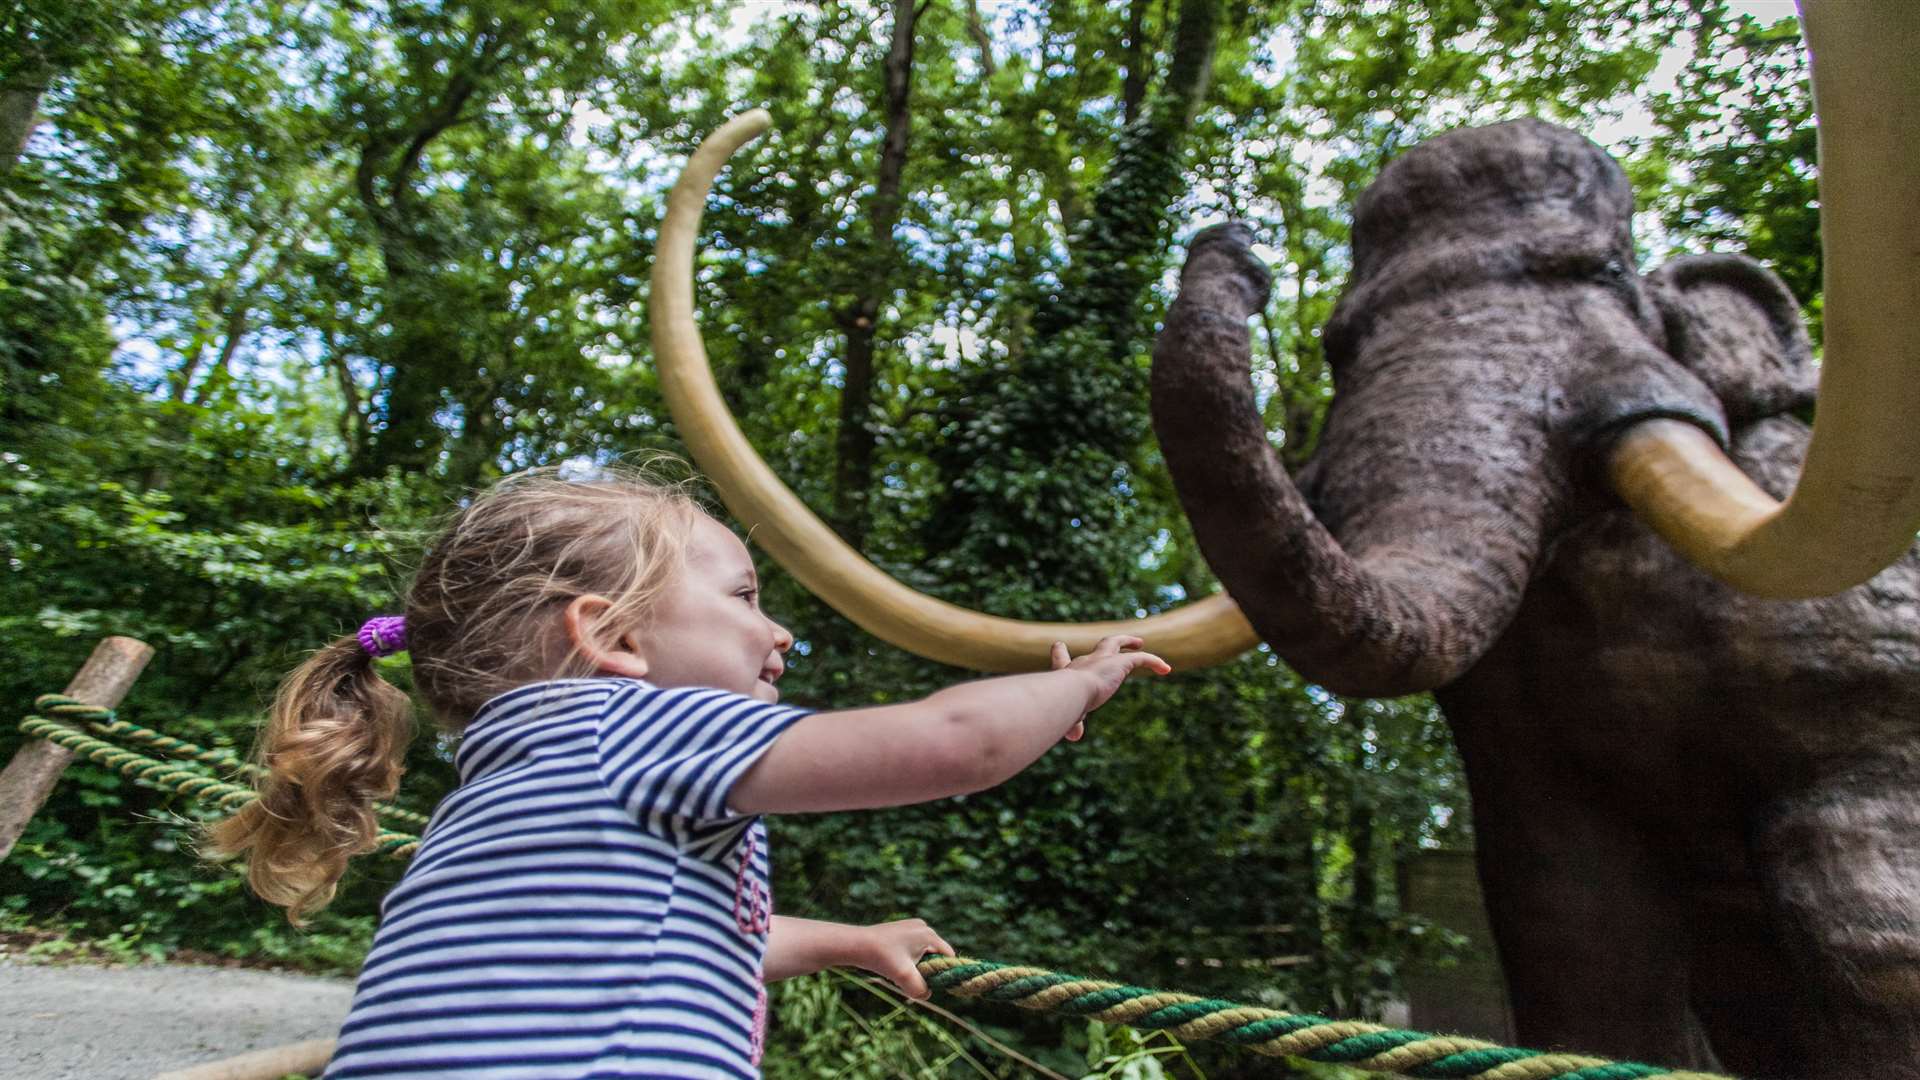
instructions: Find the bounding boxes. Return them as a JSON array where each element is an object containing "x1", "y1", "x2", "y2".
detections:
[
  {"x1": 31, "y1": 694, "x2": 431, "y2": 830},
  {"x1": 19, "y1": 700, "x2": 419, "y2": 858},
  {"x1": 916, "y1": 957, "x2": 1737, "y2": 1080}
]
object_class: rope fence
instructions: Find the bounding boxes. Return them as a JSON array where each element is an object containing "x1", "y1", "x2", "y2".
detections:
[
  {"x1": 20, "y1": 695, "x2": 420, "y2": 857},
  {"x1": 918, "y1": 957, "x2": 1734, "y2": 1080}
]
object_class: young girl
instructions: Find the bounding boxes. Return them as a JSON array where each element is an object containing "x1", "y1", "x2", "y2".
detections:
[{"x1": 211, "y1": 467, "x2": 1169, "y2": 1079}]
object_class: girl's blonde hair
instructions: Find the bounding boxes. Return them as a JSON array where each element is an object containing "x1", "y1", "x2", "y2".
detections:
[{"x1": 207, "y1": 466, "x2": 702, "y2": 923}]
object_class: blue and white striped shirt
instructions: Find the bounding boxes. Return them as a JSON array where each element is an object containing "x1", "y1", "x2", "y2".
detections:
[{"x1": 324, "y1": 678, "x2": 808, "y2": 1079}]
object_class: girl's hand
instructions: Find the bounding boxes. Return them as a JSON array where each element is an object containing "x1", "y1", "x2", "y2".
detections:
[
  {"x1": 1051, "y1": 635, "x2": 1172, "y2": 740},
  {"x1": 857, "y1": 918, "x2": 955, "y2": 999}
]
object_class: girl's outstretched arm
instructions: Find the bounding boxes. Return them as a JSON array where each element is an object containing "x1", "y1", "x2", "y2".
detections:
[
  {"x1": 764, "y1": 915, "x2": 954, "y2": 998},
  {"x1": 730, "y1": 636, "x2": 1169, "y2": 815}
]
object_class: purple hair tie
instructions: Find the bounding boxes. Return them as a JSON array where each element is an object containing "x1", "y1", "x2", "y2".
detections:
[{"x1": 357, "y1": 616, "x2": 408, "y2": 658}]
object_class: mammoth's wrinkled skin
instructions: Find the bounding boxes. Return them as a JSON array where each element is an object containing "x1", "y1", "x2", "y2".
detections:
[{"x1": 1150, "y1": 119, "x2": 1920, "y2": 1076}]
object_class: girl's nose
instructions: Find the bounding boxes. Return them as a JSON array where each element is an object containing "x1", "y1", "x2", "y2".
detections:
[{"x1": 770, "y1": 620, "x2": 794, "y2": 652}]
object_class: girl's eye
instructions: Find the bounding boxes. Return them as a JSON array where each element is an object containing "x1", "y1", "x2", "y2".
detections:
[{"x1": 737, "y1": 589, "x2": 758, "y2": 606}]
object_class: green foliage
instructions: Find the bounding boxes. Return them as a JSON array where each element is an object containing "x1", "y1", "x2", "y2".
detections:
[
  {"x1": 763, "y1": 970, "x2": 1220, "y2": 1080},
  {"x1": 765, "y1": 969, "x2": 1037, "y2": 1079},
  {"x1": 0, "y1": 184, "x2": 114, "y2": 428},
  {"x1": 1641, "y1": 2, "x2": 1820, "y2": 330}
]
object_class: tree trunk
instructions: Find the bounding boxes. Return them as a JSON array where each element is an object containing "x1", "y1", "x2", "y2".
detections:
[
  {"x1": 365, "y1": 254, "x2": 468, "y2": 476},
  {"x1": 1297, "y1": 783, "x2": 1334, "y2": 1011},
  {"x1": 350, "y1": 29, "x2": 503, "y2": 478},
  {"x1": 964, "y1": 0, "x2": 995, "y2": 79},
  {"x1": 1121, "y1": 0, "x2": 1152, "y2": 125},
  {"x1": 1032, "y1": 0, "x2": 1219, "y2": 354},
  {"x1": 329, "y1": 336, "x2": 369, "y2": 464},
  {"x1": 175, "y1": 194, "x2": 332, "y2": 404},
  {"x1": 832, "y1": 0, "x2": 921, "y2": 545},
  {"x1": 1345, "y1": 702, "x2": 1380, "y2": 1011},
  {"x1": 446, "y1": 374, "x2": 500, "y2": 488},
  {"x1": 0, "y1": 79, "x2": 46, "y2": 170},
  {"x1": 357, "y1": 159, "x2": 470, "y2": 477},
  {"x1": 187, "y1": 301, "x2": 251, "y2": 406}
]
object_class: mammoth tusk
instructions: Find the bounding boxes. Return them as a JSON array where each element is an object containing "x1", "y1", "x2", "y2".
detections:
[
  {"x1": 1608, "y1": 2, "x2": 1920, "y2": 600},
  {"x1": 648, "y1": 110, "x2": 1258, "y2": 671}
]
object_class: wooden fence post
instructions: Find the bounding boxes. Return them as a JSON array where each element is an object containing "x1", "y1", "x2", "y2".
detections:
[{"x1": 0, "y1": 635, "x2": 154, "y2": 861}]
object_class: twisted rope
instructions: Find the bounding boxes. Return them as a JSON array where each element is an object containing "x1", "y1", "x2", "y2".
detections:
[
  {"x1": 916, "y1": 957, "x2": 1736, "y2": 1080},
  {"x1": 31, "y1": 695, "x2": 431, "y2": 830},
  {"x1": 19, "y1": 701, "x2": 419, "y2": 859}
]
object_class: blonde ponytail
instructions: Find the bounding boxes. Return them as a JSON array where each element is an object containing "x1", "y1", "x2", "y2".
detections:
[{"x1": 207, "y1": 636, "x2": 413, "y2": 925}]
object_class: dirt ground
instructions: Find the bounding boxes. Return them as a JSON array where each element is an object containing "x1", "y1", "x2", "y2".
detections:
[{"x1": 0, "y1": 957, "x2": 353, "y2": 1079}]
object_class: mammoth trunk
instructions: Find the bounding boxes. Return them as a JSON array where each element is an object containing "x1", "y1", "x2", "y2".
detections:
[{"x1": 1152, "y1": 224, "x2": 1557, "y2": 697}]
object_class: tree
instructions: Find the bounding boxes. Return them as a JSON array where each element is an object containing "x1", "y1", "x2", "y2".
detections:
[
  {"x1": 830, "y1": 0, "x2": 923, "y2": 546},
  {"x1": 322, "y1": 0, "x2": 679, "y2": 480},
  {"x1": 1646, "y1": 2, "x2": 1819, "y2": 329},
  {"x1": 921, "y1": 0, "x2": 1227, "y2": 619},
  {"x1": 1, "y1": 1, "x2": 301, "y2": 435},
  {"x1": 0, "y1": 0, "x2": 130, "y2": 170}
]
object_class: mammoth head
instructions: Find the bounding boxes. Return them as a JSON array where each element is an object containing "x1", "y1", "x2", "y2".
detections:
[
  {"x1": 1323, "y1": 118, "x2": 1735, "y2": 470},
  {"x1": 1340, "y1": 115, "x2": 1638, "y2": 298},
  {"x1": 1152, "y1": 121, "x2": 1769, "y2": 695},
  {"x1": 1150, "y1": 99, "x2": 1912, "y2": 694},
  {"x1": 1330, "y1": 121, "x2": 1814, "y2": 431}
]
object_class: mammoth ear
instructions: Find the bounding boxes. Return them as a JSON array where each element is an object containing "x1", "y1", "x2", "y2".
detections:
[{"x1": 1646, "y1": 254, "x2": 1818, "y2": 425}]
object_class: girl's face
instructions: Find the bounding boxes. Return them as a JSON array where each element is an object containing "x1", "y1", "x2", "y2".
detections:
[{"x1": 638, "y1": 513, "x2": 794, "y2": 703}]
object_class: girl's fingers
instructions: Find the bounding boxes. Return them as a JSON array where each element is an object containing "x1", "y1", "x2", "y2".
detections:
[
  {"x1": 1051, "y1": 641, "x2": 1071, "y2": 670},
  {"x1": 897, "y1": 967, "x2": 931, "y2": 999},
  {"x1": 1116, "y1": 652, "x2": 1171, "y2": 678},
  {"x1": 1065, "y1": 720, "x2": 1085, "y2": 741}
]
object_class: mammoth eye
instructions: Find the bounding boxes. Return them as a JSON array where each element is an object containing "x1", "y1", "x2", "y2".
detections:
[{"x1": 1601, "y1": 257, "x2": 1628, "y2": 281}]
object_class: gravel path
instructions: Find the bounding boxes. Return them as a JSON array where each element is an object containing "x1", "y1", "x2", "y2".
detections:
[{"x1": 0, "y1": 959, "x2": 353, "y2": 1079}]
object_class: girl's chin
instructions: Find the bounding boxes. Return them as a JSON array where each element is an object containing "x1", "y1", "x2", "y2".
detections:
[{"x1": 753, "y1": 679, "x2": 780, "y2": 702}]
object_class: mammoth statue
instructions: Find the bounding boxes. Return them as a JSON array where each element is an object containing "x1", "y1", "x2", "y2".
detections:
[
  {"x1": 1146, "y1": 20, "x2": 1919, "y2": 1080},
  {"x1": 1151, "y1": 132, "x2": 1917, "y2": 1074},
  {"x1": 647, "y1": 5, "x2": 1918, "y2": 1076}
]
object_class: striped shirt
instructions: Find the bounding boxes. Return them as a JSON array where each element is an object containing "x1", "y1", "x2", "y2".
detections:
[{"x1": 324, "y1": 678, "x2": 808, "y2": 1079}]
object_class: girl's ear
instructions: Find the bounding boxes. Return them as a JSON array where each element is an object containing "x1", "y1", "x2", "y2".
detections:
[{"x1": 563, "y1": 594, "x2": 649, "y2": 679}]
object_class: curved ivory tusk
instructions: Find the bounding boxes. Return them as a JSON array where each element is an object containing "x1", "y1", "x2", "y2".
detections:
[
  {"x1": 649, "y1": 110, "x2": 1258, "y2": 671},
  {"x1": 1608, "y1": 3, "x2": 1920, "y2": 599}
]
